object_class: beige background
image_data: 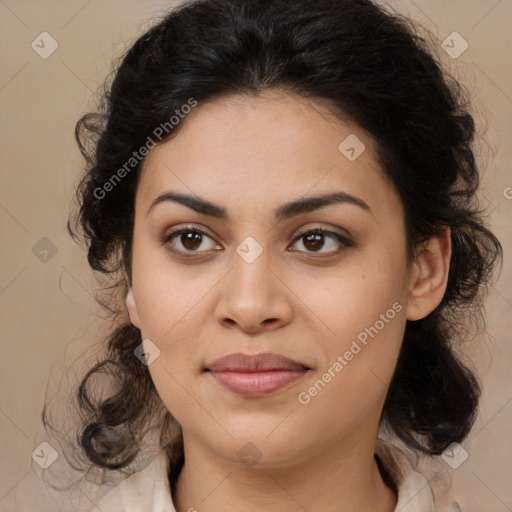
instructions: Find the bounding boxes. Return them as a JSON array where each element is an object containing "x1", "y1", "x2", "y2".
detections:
[{"x1": 0, "y1": 0, "x2": 510, "y2": 510}]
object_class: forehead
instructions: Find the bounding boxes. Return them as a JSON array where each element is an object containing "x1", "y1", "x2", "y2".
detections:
[{"x1": 136, "y1": 91, "x2": 402, "y2": 224}]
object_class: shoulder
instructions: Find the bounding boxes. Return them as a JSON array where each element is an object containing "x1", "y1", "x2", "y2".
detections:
[
  {"x1": 375, "y1": 438, "x2": 462, "y2": 512},
  {"x1": 92, "y1": 450, "x2": 176, "y2": 512}
]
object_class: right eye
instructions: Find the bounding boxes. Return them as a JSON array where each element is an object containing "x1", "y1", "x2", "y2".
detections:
[{"x1": 162, "y1": 226, "x2": 222, "y2": 254}]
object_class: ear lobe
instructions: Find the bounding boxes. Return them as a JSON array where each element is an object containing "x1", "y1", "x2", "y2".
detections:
[
  {"x1": 405, "y1": 227, "x2": 451, "y2": 321},
  {"x1": 126, "y1": 285, "x2": 141, "y2": 328}
]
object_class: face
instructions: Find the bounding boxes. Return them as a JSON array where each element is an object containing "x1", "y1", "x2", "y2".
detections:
[{"x1": 125, "y1": 91, "x2": 443, "y2": 467}]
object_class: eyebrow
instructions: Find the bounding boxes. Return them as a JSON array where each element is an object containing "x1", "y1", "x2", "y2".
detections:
[{"x1": 146, "y1": 190, "x2": 371, "y2": 222}]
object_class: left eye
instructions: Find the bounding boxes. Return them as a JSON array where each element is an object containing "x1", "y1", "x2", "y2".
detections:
[{"x1": 289, "y1": 228, "x2": 351, "y2": 254}]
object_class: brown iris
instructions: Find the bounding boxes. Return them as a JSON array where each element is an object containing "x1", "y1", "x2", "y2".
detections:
[
  {"x1": 303, "y1": 233, "x2": 324, "y2": 252},
  {"x1": 181, "y1": 232, "x2": 203, "y2": 250}
]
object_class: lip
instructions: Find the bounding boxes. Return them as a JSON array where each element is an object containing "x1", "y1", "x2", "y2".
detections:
[
  {"x1": 205, "y1": 352, "x2": 310, "y2": 372},
  {"x1": 204, "y1": 352, "x2": 311, "y2": 397}
]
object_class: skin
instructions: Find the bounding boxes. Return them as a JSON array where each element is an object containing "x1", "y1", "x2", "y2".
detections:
[{"x1": 126, "y1": 90, "x2": 451, "y2": 512}]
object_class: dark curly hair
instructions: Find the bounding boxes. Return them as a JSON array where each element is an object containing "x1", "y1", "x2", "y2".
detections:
[{"x1": 46, "y1": 0, "x2": 503, "y2": 489}]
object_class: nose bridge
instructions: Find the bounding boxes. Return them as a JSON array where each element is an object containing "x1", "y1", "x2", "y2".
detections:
[
  {"x1": 215, "y1": 234, "x2": 292, "y2": 330},
  {"x1": 230, "y1": 234, "x2": 274, "y2": 303}
]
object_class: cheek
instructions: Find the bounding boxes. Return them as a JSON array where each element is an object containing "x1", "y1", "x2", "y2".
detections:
[
  {"x1": 132, "y1": 272, "x2": 207, "y2": 377},
  {"x1": 295, "y1": 244, "x2": 408, "y2": 395},
  {"x1": 130, "y1": 236, "x2": 214, "y2": 336},
  {"x1": 294, "y1": 246, "x2": 406, "y2": 344},
  {"x1": 130, "y1": 247, "x2": 219, "y2": 390},
  {"x1": 295, "y1": 300, "x2": 406, "y2": 436}
]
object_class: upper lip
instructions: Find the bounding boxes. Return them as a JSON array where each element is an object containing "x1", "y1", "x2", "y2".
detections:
[{"x1": 205, "y1": 352, "x2": 310, "y2": 372}]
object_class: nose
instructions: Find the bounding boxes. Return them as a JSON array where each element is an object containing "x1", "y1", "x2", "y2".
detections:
[{"x1": 215, "y1": 248, "x2": 294, "y2": 334}]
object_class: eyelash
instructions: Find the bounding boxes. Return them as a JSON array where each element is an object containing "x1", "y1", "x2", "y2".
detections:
[{"x1": 161, "y1": 225, "x2": 353, "y2": 257}]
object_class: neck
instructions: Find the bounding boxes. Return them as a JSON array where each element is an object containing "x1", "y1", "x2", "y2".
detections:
[{"x1": 173, "y1": 433, "x2": 397, "y2": 512}]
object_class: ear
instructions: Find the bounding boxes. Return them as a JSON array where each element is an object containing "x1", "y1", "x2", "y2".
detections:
[
  {"x1": 125, "y1": 273, "x2": 141, "y2": 328},
  {"x1": 405, "y1": 227, "x2": 451, "y2": 321}
]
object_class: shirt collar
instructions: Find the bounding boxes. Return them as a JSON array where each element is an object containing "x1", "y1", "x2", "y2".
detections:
[
  {"x1": 94, "y1": 438, "x2": 438, "y2": 512},
  {"x1": 375, "y1": 438, "x2": 437, "y2": 511}
]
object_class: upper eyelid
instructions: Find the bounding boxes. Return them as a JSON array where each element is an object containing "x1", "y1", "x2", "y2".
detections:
[
  {"x1": 164, "y1": 224, "x2": 348, "y2": 239},
  {"x1": 293, "y1": 225, "x2": 350, "y2": 240}
]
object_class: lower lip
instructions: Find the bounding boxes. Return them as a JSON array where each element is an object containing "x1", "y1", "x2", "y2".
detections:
[{"x1": 208, "y1": 369, "x2": 308, "y2": 397}]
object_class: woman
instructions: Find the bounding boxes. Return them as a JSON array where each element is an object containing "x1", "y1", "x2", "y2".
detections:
[{"x1": 33, "y1": 0, "x2": 502, "y2": 510}]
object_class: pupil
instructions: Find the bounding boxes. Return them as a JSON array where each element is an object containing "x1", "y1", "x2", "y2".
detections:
[
  {"x1": 182, "y1": 232, "x2": 202, "y2": 250},
  {"x1": 305, "y1": 233, "x2": 323, "y2": 251}
]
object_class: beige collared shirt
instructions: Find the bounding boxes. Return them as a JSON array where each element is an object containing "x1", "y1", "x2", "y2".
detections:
[{"x1": 90, "y1": 439, "x2": 459, "y2": 512}]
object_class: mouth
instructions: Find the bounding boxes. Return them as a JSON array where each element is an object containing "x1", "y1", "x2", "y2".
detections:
[{"x1": 204, "y1": 352, "x2": 311, "y2": 397}]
